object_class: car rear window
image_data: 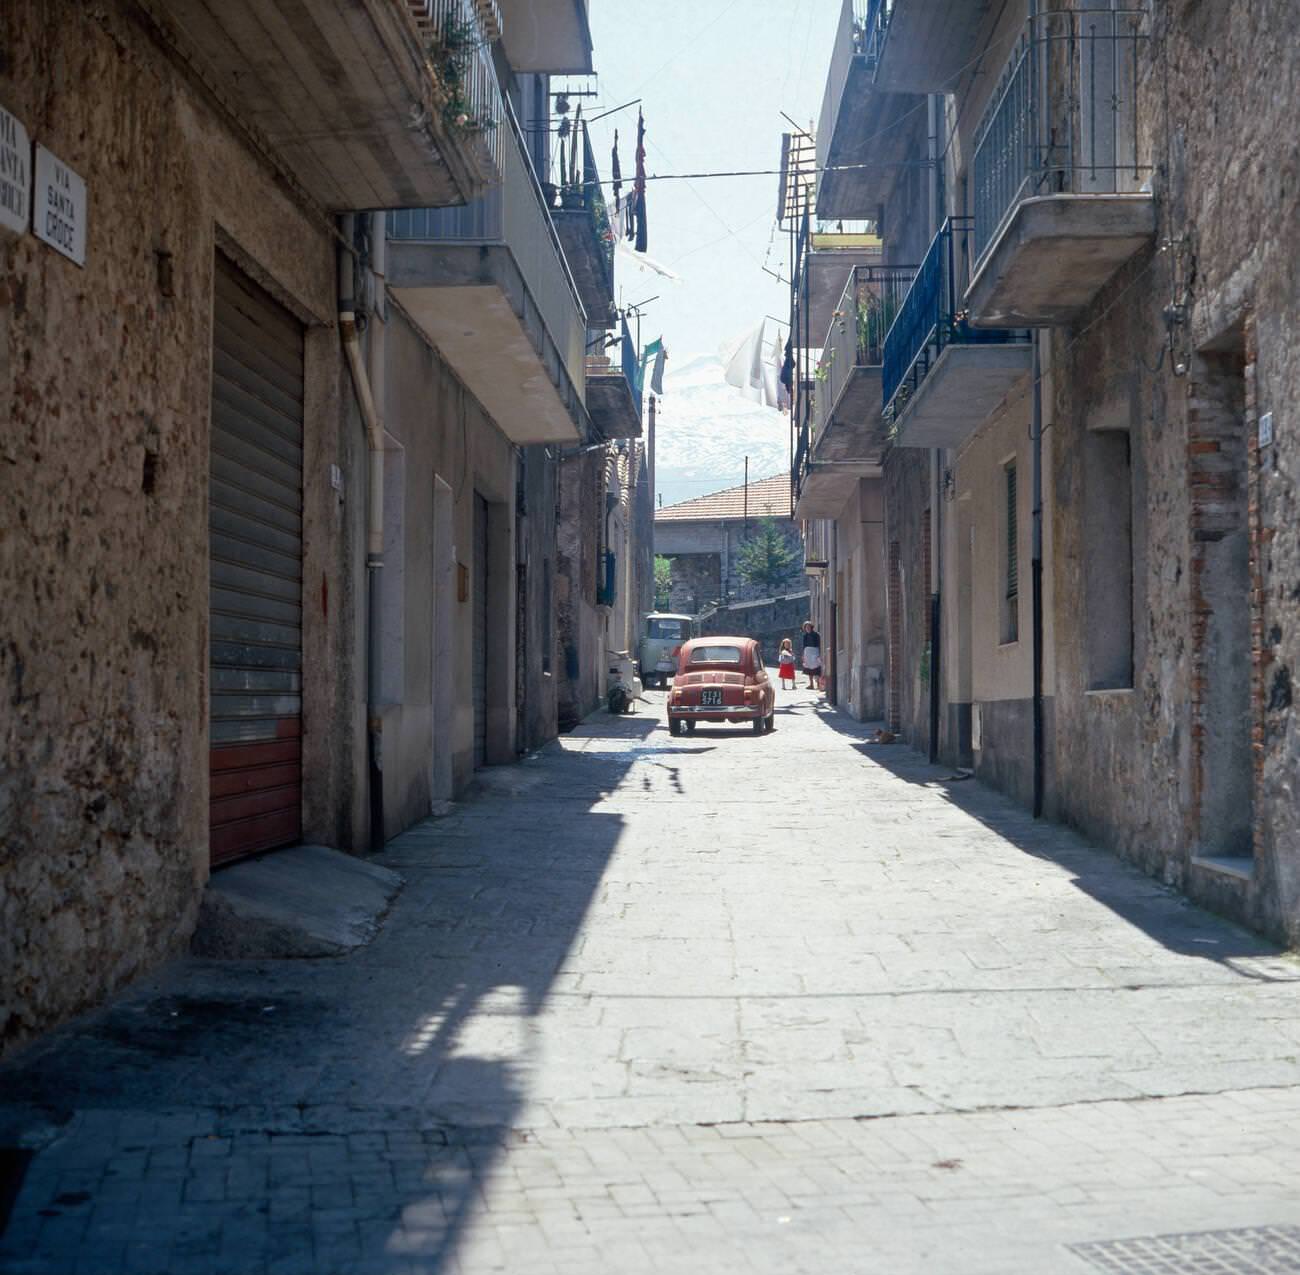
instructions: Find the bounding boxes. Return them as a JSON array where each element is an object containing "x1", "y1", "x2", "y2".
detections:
[
  {"x1": 689, "y1": 645, "x2": 742, "y2": 665},
  {"x1": 648, "y1": 619, "x2": 687, "y2": 640}
]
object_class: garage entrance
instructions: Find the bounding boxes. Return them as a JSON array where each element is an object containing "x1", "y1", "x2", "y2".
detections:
[{"x1": 208, "y1": 257, "x2": 305, "y2": 866}]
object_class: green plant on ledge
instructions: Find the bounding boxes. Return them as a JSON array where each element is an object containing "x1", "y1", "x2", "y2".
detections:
[
  {"x1": 425, "y1": 17, "x2": 498, "y2": 133},
  {"x1": 856, "y1": 288, "x2": 898, "y2": 365}
]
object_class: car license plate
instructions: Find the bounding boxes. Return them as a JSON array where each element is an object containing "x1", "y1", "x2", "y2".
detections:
[{"x1": 701, "y1": 689, "x2": 722, "y2": 706}]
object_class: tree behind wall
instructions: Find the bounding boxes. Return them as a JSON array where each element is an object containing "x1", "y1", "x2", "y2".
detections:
[
  {"x1": 735, "y1": 518, "x2": 800, "y2": 596},
  {"x1": 654, "y1": 555, "x2": 672, "y2": 609}
]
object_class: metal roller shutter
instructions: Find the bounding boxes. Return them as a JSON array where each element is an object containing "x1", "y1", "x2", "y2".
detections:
[
  {"x1": 473, "y1": 493, "x2": 488, "y2": 767},
  {"x1": 208, "y1": 258, "x2": 305, "y2": 866}
]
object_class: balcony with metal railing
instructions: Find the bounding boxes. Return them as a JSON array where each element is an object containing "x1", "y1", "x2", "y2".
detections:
[
  {"x1": 585, "y1": 318, "x2": 643, "y2": 440},
  {"x1": 882, "y1": 217, "x2": 1032, "y2": 449},
  {"x1": 153, "y1": 0, "x2": 504, "y2": 211},
  {"x1": 796, "y1": 265, "x2": 916, "y2": 519},
  {"x1": 386, "y1": 95, "x2": 591, "y2": 445},
  {"x1": 551, "y1": 125, "x2": 617, "y2": 331},
  {"x1": 814, "y1": 0, "x2": 918, "y2": 218},
  {"x1": 965, "y1": 7, "x2": 1154, "y2": 327},
  {"x1": 793, "y1": 214, "x2": 884, "y2": 354}
]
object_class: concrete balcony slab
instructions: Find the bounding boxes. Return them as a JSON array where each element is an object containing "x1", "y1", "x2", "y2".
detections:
[
  {"x1": 874, "y1": 0, "x2": 994, "y2": 93},
  {"x1": 148, "y1": 0, "x2": 501, "y2": 210},
  {"x1": 890, "y1": 344, "x2": 1032, "y2": 450},
  {"x1": 814, "y1": 365, "x2": 887, "y2": 465},
  {"x1": 391, "y1": 244, "x2": 586, "y2": 445},
  {"x1": 967, "y1": 195, "x2": 1156, "y2": 328},
  {"x1": 586, "y1": 372, "x2": 642, "y2": 440},
  {"x1": 795, "y1": 462, "x2": 880, "y2": 522},
  {"x1": 498, "y1": 0, "x2": 593, "y2": 73}
]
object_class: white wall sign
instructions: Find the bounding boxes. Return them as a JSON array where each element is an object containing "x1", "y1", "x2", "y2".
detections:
[
  {"x1": 0, "y1": 103, "x2": 31, "y2": 237},
  {"x1": 33, "y1": 144, "x2": 86, "y2": 266},
  {"x1": 1258, "y1": 411, "x2": 1274, "y2": 449}
]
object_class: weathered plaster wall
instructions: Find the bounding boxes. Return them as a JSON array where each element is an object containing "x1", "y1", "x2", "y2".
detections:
[
  {"x1": 883, "y1": 449, "x2": 933, "y2": 752},
  {"x1": 556, "y1": 450, "x2": 604, "y2": 729},
  {"x1": 830, "y1": 480, "x2": 887, "y2": 722},
  {"x1": 0, "y1": 0, "x2": 353, "y2": 1053},
  {"x1": 377, "y1": 303, "x2": 516, "y2": 824},
  {"x1": 518, "y1": 444, "x2": 559, "y2": 754},
  {"x1": 953, "y1": 396, "x2": 1039, "y2": 797}
]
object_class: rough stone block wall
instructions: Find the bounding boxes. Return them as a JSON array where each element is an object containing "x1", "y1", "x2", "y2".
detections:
[
  {"x1": 1048, "y1": 1, "x2": 1299, "y2": 940},
  {"x1": 0, "y1": 1, "x2": 347, "y2": 1054},
  {"x1": 696, "y1": 592, "x2": 812, "y2": 658},
  {"x1": 665, "y1": 554, "x2": 721, "y2": 616}
]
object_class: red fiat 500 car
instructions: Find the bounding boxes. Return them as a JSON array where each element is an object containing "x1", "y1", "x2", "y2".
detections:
[{"x1": 668, "y1": 636, "x2": 776, "y2": 736}]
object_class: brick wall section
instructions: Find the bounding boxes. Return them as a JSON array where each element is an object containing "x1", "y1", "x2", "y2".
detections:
[{"x1": 1243, "y1": 320, "x2": 1270, "y2": 855}]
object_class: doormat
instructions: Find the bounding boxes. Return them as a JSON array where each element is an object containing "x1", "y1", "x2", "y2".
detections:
[
  {"x1": 1070, "y1": 1225, "x2": 1300, "y2": 1274},
  {"x1": 0, "y1": 1147, "x2": 34, "y2": 1236}
]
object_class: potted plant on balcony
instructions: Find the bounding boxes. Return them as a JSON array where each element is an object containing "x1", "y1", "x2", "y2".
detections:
[{"x1": 424, "y1": 17, "x2": 497, "y2": 134}]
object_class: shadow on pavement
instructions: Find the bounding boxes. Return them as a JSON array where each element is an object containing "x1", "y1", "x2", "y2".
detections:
[
  {"x1": 0, "y1": 711, "x2": 661, "y2": 1274},
  {"x1": 810, "y1": 699, "x2": 1291, "y2": 973}
]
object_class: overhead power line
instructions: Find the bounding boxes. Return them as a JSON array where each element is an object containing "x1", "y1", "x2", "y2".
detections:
[{"x1": 583, "y1": 158, "x2": 937, "y2": 189}]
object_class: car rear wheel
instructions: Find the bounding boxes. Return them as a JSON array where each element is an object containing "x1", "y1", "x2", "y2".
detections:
[
  {"x1": 685, "y1": 720, "x2": 697, "y2": 734},
  {"x1": 752, "y1": 716, "x2": 764, "y2": 735},
  {"x1": 668, "y1": 717, "x2": 682, "y2": 736},
  {"x1": 764, "y1": 711, "x2": 775, "y2": 732}
]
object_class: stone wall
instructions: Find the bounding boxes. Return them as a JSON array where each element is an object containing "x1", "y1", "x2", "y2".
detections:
[
  {"x1": 0, "y1": 0, "x2": 356, "y2": 1053},
  {"x1": 1046, "y1": 1, "x2": 1300, "y2": 941},
  {"x1": 697, "y1": 591, "x2": 812, "y2": 660}
]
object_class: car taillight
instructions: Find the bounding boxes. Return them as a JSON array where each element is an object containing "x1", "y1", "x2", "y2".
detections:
[{"x1": 671, "y1": 645, "x2": 681, "y2": 657}]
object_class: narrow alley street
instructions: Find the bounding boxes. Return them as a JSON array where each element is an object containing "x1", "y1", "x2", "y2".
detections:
[{"x1": 3, "y1": 692, "x2": 1300, "y2": 1274}]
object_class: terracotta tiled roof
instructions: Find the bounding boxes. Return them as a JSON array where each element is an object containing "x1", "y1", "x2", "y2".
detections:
[{"x1": 655, "y1": 473, "x2": 792, "y2": 523}]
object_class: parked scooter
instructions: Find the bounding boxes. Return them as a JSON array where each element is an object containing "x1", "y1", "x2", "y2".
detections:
[{"x1": 606, "y1": 650, "x2": 643, "y2": 715}]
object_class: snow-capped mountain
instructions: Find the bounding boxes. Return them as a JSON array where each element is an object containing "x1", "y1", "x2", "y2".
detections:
[{"x1": 651, "y1": 353, "x2": 790, "y2": 508}]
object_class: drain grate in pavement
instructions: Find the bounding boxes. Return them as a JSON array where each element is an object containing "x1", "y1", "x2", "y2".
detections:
[{"x1": 1070, "y1": 1226, "x2": 1300, "y2": 1274}]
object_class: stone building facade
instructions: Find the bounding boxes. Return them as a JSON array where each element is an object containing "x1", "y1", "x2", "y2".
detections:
[
  {"x1": 1, "y1": 0, "x2": 646, "y2": 1054},
  {"x1": 794, "y1": 0, "x2": 1299, "y2": 941}
]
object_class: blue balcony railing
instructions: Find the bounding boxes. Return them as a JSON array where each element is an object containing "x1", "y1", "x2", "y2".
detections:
[{"x1": 881, "y1": 217, "x2": 1031, "y2": 423}]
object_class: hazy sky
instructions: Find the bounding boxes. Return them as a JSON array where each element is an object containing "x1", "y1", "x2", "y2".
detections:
[
  {"x1": 566, "y1": 1, "x2": 832, "y2": 506},
  {"x1": 578, "y1": 1, "x2": 839, "y2": 368}
]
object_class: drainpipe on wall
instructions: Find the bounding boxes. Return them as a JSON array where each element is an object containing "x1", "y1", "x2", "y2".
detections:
[
  {"x1": 338, "y1": 212, "x2": 387, "y2": 850},
  {"x1": 928, "y1": 451, "x2": 942, "y2": 765},
  {"x1": 1031, "y1": 334, "x2": 1045, "y2": 818}
]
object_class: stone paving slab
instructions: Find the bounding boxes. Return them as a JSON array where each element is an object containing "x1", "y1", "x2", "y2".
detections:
[{"x1": 2, "y1": 689, "x2": 1299, "y2": 1273}]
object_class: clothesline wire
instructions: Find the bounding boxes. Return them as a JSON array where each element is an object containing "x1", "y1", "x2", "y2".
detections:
[{"x1": 581, "y1": 158, "x2": 940, "y2": 190}]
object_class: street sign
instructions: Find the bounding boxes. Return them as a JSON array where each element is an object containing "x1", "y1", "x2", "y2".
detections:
[
  {"x1": 33, "y1": 144, "x2": 86, "y2": 266},
  {"x1": 0, "y1": 102, "x2": 31, "y2": 237},
  {"x1": 1258, "y1": 411, "x2": 1274, "y2": 449}
]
